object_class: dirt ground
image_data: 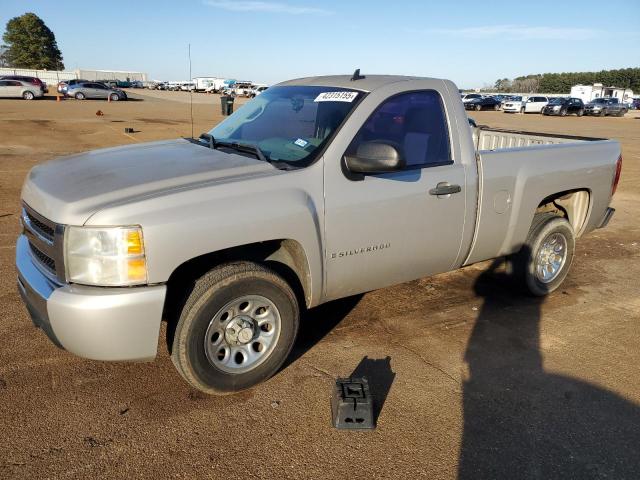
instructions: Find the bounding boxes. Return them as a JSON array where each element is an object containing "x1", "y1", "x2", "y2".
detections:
[{"x1": 1, "y1": 91, "x2": 639, "y2": 479}]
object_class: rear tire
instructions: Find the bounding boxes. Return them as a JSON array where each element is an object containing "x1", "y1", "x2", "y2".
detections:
[
  {"x1": 22, "y1": 91, "x2": 34, "y2": 100},
  {"x1": 509, "y1": 213, "x2": 575, "y2": 296},
  {"x1": 560, "y1": 108, "x2": 567, "y2": 116},
  {"x1": 170, "y1": 262, "x2": 300, "y2": 394}
]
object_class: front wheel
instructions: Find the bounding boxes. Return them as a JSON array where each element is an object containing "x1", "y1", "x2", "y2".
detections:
[
  {"x1": 577, "y1": 109, "x2": 584, "y2": 117},
  {"x1": 109, "y1": 93, "x2": 119, "y2": 102},
  {"x1": 560, "y1": 108, "x2": 567, "y2": 117},
  {"x1": 170, "y1": 262, "x2": 300, "y2": 394},
  {"x1": 22, "y1": 91, "x2": 35, "y2": 100},
  {"x1": 75, "y1": 92, "x2": 85, "y2": 100},
  {"x1": 475, "y1": 104, "x2": 482, "y2": 111},
  {"x1": 509, "y1": 213, "x2": 575, "y2": 296},
  {"x1": 494, "y1": 104, "x2": 500, "y2": 111}
]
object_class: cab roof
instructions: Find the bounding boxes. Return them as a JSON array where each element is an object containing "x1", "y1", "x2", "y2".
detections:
[{"x1": 277, "y1": 74, "x2": 435, "y2": 93}]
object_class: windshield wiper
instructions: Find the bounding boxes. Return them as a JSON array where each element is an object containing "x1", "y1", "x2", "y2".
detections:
[{"x1": 199, "y1": 132, "x2": 216, "y2": 149}]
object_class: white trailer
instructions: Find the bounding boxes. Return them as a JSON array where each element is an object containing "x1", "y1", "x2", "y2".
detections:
[
  {"x1": 571, "y1": 83, "x2": 634, "y2": 105},
  {"x1": 193, "y1": 77, "x2": 227, "y2": 93}
]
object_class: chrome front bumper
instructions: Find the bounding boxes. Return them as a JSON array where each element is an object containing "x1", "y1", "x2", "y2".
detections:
[{"x1": 16, "y1": 235, "x2": 167, "y2": 361}]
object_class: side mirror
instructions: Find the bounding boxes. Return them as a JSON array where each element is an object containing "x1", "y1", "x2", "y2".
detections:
[{"x1": 345, "y1": 142, "x2": 405, "y2": 174}]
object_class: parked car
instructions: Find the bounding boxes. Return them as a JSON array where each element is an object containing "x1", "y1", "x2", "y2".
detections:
[
  {"x1": 57, "y1": 79, "x2": 89, "y2": 94},
  {"x1": 542, "y1": 97, "x2": 584, "y2": 116},
  {"x1": 461, "y1": 93, "x2": 482, "y2": 103},
  {"x1": 0, "y1": 75, "x2": 47, "y2": 93},
  {"x1": 464, "y1": 96, "x2": 502, "y2": 111},
  {"x1": 66, "y1": 82, "x2": 127, "y2": 101},
  {"x1": 584, "y1": 98, "x2": 628, "y2": 117},
  {"x1": 249, "y1": 85, "x2": 268, "y2": 97},
  {"x1": 504, "y1": 96, "x2": 549, "y2": 114},
  {"x1": 15, "y1": 74, "x2": 622, "y2": 394},
  {"x1": 0, "y1": 79, "x2": 43, "y2": 100}
]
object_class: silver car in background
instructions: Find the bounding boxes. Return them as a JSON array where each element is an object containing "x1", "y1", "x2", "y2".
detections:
[
  {"x1": 66, "y1": 82, "x2": 127, "y2": 101},
  {"x1": 0, "y1": 79, "x2": 44, "y2": 100}
]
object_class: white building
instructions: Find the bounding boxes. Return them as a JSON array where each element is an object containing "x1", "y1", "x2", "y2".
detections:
[
  {"x1": 570, "y1": 83, "x2": 634, "y2": 105},
  {"x1": 0, "y1": 67, "x2": 147, "y2": 86}
]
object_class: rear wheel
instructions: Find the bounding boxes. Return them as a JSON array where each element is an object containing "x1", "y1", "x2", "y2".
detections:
[
  {"x1": 560, "y1": 108, "x2": 567, "y2": 116},
  {"x1": 22, "y1": 91, "x2": 34, "y2": 100},
  {"x1": 599, "y1": 109, "x2": 606, "y2": 117},
  {"x1": 509, "y1": 213, "x2": 575, "y2": 296},
  {"x1": 75, "y1": 92, "x2": 85, "y2": 100},
  {"x1": 170, "y1": 262, "x2": 300, "y2": 394}
]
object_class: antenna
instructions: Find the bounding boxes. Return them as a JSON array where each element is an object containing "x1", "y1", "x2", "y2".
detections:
[
  {"x1": 351, "y1": 68, "x2": 365, "y2": 81},
  {"x1": 188, "y1": 43, "x2": 194, "y2": 139}
]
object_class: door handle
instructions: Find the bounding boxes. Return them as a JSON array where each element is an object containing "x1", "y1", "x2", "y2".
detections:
[{"x1": 429, "y1": 182, "x2": 462, "y2": 196}]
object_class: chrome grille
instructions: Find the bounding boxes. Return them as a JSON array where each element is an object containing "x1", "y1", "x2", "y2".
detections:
[
  {"x1": 24, "y1": 209, "x2": 54, "y2": 241},
  {"x1": 21, "y1": 203, "x2": 65, "y2": 282},
  {"x1": 29, "y1": 242, "x2": 56, "y2": 274}
]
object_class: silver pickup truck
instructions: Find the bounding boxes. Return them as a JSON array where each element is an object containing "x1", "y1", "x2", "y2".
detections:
[{"x1": 17, "y1": 74, "x2": 622, "y2": 394}]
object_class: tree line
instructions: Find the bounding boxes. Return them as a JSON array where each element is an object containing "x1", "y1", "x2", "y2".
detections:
[{"x1": 492, "y1": 68, "x2": 640, "y2": 94}]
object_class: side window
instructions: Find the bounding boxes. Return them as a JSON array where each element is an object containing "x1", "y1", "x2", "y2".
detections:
[
  {"x1": 345, "y1": 90, "x2": 451, "y2": 168},
  {"x1": 0, "y1": 81, "x2": 7, "y2": 86}
]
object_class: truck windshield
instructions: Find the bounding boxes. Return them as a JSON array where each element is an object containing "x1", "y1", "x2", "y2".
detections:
[{"x1": 210, "y1": 86, "x2": 363, "y2": 165}]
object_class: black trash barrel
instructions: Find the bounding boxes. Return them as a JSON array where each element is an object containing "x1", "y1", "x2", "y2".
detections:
[{"x1": 220, "y1": 96, "x2": 234, "y2": 116}]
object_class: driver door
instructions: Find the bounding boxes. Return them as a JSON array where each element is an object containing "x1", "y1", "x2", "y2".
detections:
[{"x1": 323, "y1": 87, "x2": 468, "y2": 301}]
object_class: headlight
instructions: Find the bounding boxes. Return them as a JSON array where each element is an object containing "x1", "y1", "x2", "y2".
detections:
[{"x1": 65, "y1": 226, "x2": 147, "y2": 286}]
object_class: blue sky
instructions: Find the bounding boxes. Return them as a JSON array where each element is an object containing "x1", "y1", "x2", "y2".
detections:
[{"x1": 1, "y1": 0, "x2": 639, "y2": 88}]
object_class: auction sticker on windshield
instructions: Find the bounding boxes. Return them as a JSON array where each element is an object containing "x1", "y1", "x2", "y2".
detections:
[{"x1": 314, "y1": 91, "x2": 358, "y2": 102}]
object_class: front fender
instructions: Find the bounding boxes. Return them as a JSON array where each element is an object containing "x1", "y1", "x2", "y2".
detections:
[{"x1": 86, "y1": 165, "x2": 325, "y2": 306}]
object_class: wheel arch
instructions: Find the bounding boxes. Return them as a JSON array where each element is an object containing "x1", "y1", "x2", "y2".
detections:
[
  {"x1": 535, "y1": 189, "x2": 591, "y2": 237},
  {"x1": 162, "y1": 239, "x2": 312, "y2": 335}
]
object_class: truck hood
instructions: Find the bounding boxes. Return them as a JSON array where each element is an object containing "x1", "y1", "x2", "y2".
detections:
[{"x1": 21, "y1": 138, "x2": 278, "y2": 225}]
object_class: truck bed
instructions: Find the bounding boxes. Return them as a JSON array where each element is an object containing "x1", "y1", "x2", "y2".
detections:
[{"x1": 474, "y1": 127, "x2": 604, "y2": 151}]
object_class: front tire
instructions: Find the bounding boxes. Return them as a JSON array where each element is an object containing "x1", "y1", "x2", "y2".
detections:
[
  {"x1": 577, "y1": 109, "x2": 584, "y2": 117},
  {"x1": 109, "y1": 93, "x2": 119, "y2": 101},
  {"x1": 170, "y1": 262, "x2": 299, "y2": 394},
  {"x1": 22, "y1": 91, "x2": 35, "y2": 100},
  {"x1": 475, "y1": 104, "x2": 482, "y2": 111},
  {"x1": 510, "y1": 213, "x2": 575, "y2": 296},
  {"x1": 75, "y1": 92, "x2": 85, "y2": 100}
]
